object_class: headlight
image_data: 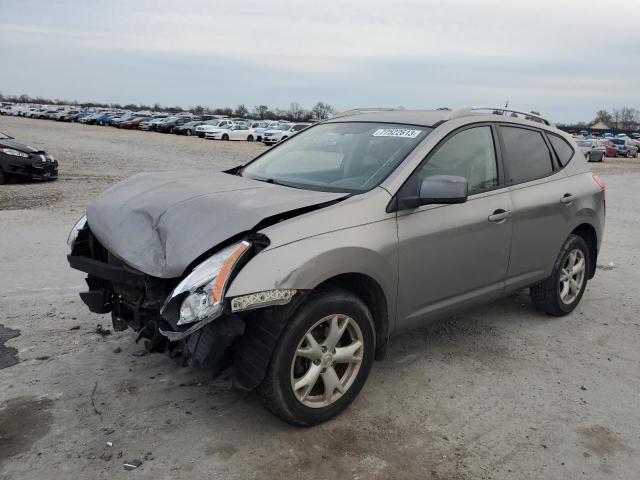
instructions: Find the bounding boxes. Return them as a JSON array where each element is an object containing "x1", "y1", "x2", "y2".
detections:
[
  {"x1": 164, "y1": 241, "x2": 250, "y2": 326},
  {"x1": 1, "y1": 148, "x2": 29, "y2": 158},
  {"x1": 67, "y1": 214, "x2": 87, "y2": 250}
]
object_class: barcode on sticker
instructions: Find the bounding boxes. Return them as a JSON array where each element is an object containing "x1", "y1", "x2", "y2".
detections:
[{"x1": 372, "y1": 128, "x2": 422, "y2": 138}]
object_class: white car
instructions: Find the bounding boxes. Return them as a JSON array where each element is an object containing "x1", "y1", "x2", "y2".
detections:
[
  {"x1": 196, "y1": 119, "x2": 235, "y2": 138},
  {"x1": 262, "y1": 123, "x2": 311, "y2": 145},
  {"x1": 205, "y1": 124, "x2": 257, "y2": 141}
]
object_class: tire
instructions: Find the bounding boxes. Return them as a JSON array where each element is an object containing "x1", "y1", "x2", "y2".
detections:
[
  {"x1": 0, "y1": 167, "x2": 6, "y2": 185},
  {"x1": 258, "y1": 288, "x2": 375, "y2": 426},
  {"x1": 531, "y1": 234, "x2": 590, "y2": 316},
  {"x1": 222, "y1": 134, "x2": 229, "y2": 141},
  {"x1": 247, "y1": 135, "x2": 254, "y2": 142},
  {"x1": 185, "y1": 129, "x2": 192, "y2": 136},
  {"x1": 600, "y1": 153, "x2": 604, "y2": 162}
]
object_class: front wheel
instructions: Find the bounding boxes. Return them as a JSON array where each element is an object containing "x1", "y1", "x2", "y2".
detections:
[
  {"x1": 600, "y1": 152, "x2": 605, "y2": 162},
  {"x1": 0, "y1": 167, "x2": 6, "y2": 185},
  {"x1": 222, "y1": 134, "x2": 229, "y2": 141},
  {"x1": 258, "y1": 289, "x2": 375, "y2": 426},
  {"x1": 531, "y1": 234, "x2": 589, "y2": 316}
]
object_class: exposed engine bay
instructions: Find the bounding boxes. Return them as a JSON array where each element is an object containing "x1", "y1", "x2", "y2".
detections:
[{"x1": 68, "y1": 222, "x2": 301, "y2": 386}]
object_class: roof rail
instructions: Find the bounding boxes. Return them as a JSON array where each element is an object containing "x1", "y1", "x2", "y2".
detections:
[
  {"x1": 331, "y1": 107, "x2": 401, "y2": 119},
  {"x1": 446, "y1": 107, "x2": 554, "y2": 127}
]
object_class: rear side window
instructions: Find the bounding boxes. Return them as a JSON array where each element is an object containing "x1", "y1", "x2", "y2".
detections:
[
  {"x1": 500, "y1": 126, "x2": 554, "y2": 184},
  {"x1": 547, "y1": 133, "x2": 574, "y2": 167}
]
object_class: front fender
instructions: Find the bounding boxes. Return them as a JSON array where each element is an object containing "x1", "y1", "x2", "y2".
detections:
[{"x1": 226, "y1": 218, "x2": 399, "y2": 327}]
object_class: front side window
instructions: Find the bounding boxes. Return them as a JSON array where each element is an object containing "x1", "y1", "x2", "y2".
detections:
[
  {"x1": 242, "y1": 122, "x2": 431, "y2": 193},
  {"x1": 415, "y1": 126, "x2": 498, "y2": 194},
  {"x1": 500, "y1": 126, "x2": 554, "y2": 184}
]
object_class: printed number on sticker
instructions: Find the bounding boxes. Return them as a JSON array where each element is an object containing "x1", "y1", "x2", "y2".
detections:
[{"x1": 372, "y1": 128, "x2": 422, "y2": 138}]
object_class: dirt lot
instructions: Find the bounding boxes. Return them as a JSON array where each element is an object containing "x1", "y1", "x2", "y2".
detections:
[{"x1": 1, "y1": 115, "x2": 639, "y2": 480}]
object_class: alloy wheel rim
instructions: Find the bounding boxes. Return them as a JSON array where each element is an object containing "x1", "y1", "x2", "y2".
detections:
[
  {"x1": 290, "y1": 314, "x2": 364, "y2": 409},
  {"x1": 559, "y1": 249, "x2": 586, "y2": 305}
]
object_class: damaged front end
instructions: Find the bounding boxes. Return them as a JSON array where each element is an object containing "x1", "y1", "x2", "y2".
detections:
[{"x1": 67, "y1": 219, "x2": 299, "y2": 382}]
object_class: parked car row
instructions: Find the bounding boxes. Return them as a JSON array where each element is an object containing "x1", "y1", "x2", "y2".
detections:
[
  {"x1": 573, "y1": 134, "x2": 639, "y2": 161},
  {"x1": 1, "y1": 104, "x2": 312, "y2": 146}
]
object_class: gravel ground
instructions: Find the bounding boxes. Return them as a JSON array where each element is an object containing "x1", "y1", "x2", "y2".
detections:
[{"x1": 1, "y1": 115, "x2": 639, "y2": 480}]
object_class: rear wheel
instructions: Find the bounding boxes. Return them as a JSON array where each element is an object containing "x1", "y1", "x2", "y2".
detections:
[
  {"x1": 531, "y1": 234, "x2": 589, "y2": 316},
  {"x1": 599, "y1": 152, "x2": 604, "y2": 162},
  {"x1": 185, "y1": 129, "x2": 192, "y2": 136},
  {"x1": 222, "y1": 134, "x2": 229, "y2": 141},
  {"x1": 258, "y1": 289, "x2": 375, "y2": 426},
  {"x1": 247, "y1": 135, "x2": 254, "y2": 142},
  {"x1": 0, "y1": 167, "x2": 6, "y2": 185}
]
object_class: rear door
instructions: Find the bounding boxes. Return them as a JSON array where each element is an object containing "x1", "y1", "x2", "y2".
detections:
[
  {"x1": 498, "y1": 125, "x2": 576, "y2": 290},
  {"x1": 396, "y1": 124, "x2": 513, "y2": 332}
]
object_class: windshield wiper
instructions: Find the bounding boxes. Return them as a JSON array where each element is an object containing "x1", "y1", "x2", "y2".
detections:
[{"x1": 262, "y1": 178, "x2": 302, "y2": 189}]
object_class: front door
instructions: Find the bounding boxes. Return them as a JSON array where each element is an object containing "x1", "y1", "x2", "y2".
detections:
[{"x1": 396, "y1": 125, "x2": 513, "y2": 332}]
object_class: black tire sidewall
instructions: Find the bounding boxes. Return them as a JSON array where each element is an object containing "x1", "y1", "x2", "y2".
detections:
[
  {"x1": 266, "y1": 289, "x2": 375, "y2": 426},
  {"x1": 552, "y1": 235, "x2": 590, "y2": 314}
]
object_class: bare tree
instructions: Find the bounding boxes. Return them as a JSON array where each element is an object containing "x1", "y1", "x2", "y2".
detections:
[
  {"x1": 234, "y1": 104, "x2": 248, "y2": 117},
  {"x1": 594, "y1": 110, "x2": 612, "y2": 124},
  {"x1": 254, "y1": 104, "x2": 269, "y2": 119},
  {"x1": 611, "y1": 109, "x2": 622, "y2": 129},
  {"x1": 311, "y1": 102, "x2": 335, "y2": 120},
  {"x1": 619, "y1": 107, "x2": 639, "y2": 130},
  {"x1": 289, "y1": 102, "x2": 303, "y2": 121}
]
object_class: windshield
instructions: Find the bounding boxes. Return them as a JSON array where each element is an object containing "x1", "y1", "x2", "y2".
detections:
[
  {"x1": 611, "y1": 139, "x2": 625, "y2": 145},
  {"x1": 242, "y1": 122, "x2": 431, "y2": 193}
]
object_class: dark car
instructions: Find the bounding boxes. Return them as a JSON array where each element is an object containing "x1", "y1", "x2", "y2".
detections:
[
  {"x1": 173, "y1": 121, "x2": 205, "y2": 136},
  {"x1": 0, "y1": 131, "x2": 58, "y2": 184},
  {"x1": 156, "y1": 116, "x2": 196, "y2": 133}
]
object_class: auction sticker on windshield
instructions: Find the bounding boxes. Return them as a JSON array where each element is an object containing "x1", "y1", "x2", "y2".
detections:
[{"x1": 372, "y1": 128, "x2": 422, "y2": 138}]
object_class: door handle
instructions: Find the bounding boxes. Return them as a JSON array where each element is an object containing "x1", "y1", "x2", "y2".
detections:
[
  {"x1": 561, "y1": 194, "x2": 575, "y2": 205},
  {"x1": 488, "y1": 209, "x2": 512, "y2": 223}
]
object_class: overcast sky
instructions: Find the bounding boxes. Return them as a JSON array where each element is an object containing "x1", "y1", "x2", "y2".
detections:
[{"x1": 1, "y1": 0, "x2": 639, "y2": 123}]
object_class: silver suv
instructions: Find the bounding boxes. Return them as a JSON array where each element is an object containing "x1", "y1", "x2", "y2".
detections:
[{"x1": 67, "y1": 108, "x2": 605, "y2": 425}]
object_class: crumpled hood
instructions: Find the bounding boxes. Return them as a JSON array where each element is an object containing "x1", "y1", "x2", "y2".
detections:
[{"x1": 86, "y1": 171, "x2": 346, "y2": 278}]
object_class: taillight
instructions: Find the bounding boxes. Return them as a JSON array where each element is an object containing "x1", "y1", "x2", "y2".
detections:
[{"x1": 593, "y1": 175, "x2": 605, "y2": 197}]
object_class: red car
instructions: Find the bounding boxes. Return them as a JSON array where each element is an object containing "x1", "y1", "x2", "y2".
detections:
[
  {"x1": 599, "y1": 140, "x2": 617, "y2": 158},
  {"x1": 120, "y1": 116, "x2": 150, "y2": 129}
]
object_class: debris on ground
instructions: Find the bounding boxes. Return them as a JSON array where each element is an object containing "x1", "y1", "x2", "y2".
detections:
[
  {"x1": 90, "y1": 381, "x2": 102, "y2": 415},
  {"x1": 597, "y1": 262, "x2": 615, "y2": 271},
  {"x1": 0, "y1": 323, "x2": 20, "y2": 370},
  {"x1": 69, "y1": 325, "x2": 81, "y2": 331},
  {"x1": 95, "y1": 324, "x2": 111, "y2": 337},
  {"x1": 113, "y1": 347, "x2": 122, "y2": 354},
  {"x1": 123, "y1": 460, "x2": 143, "y2": 470}
]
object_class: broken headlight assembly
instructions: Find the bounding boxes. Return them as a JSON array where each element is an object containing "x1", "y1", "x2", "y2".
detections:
[
  {"x1": 162, "y1": 241, "x2": 251, "y2": 327},
  {"x1": 67, "y1": 214, "x2": 87, "y2": 251}
]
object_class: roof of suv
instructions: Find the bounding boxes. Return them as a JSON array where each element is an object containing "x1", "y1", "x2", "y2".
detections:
[{"x1": 326, "y1": 107, "x2": 554, "y2": 128}]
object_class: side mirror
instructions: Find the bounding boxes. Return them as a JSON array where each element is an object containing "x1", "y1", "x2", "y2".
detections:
[
  {"x1": 419, "y1": 175, "x2": 468, "y2": 205},
  {"x1": 395, "y1": 175, "x2": 469, "y2": 210}
]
